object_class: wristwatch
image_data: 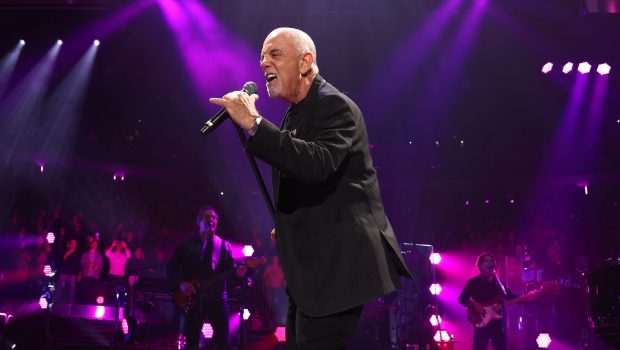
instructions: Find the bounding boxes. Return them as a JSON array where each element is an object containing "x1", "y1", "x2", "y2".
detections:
[{"x1": 248, "y1": 116, "x2": 262, "y2": 136}]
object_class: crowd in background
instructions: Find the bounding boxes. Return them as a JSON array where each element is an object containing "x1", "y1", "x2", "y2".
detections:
[{"x1": 1, "y1": 184, "x2": 618, "y2": 314}]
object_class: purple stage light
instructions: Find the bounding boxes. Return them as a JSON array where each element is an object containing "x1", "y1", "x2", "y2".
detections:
[
  {"x1": 597, "y1": 63, "x2": 611, "y2": 75},
  {"x1": 562, "y1": 62, "x2": 573, "y2": 74},
  {"x1": 243, "y1": 308, "x2": 251, "y2": 320},
  {"x1": 56, "y1": 39, "x2": 63, "y2": 46},
  {"x1": 433, "y1": 330, "x2": 451, "y2": 342},
  {"x1": 36, "y1": 161, "x2": 45, "y2": 173},
  {"x1": 39, "y1": 296, "x2": 48, "y2": 309},
  {"x1": 94, "y1": 306, "x2": 105, "y2": 318},
  {"x1": 43, "y1": 265, "x2": 54, "y2": 277},
  {"x1": 122, "y1": 318, "x2": 129, "y2": 335},
  {"x1": 242, "y1": 245, "x2": 254, "y2": 257},
  {"x1": 157, "y1": 0, "x2": 261, "y2": 110},
  {"x1": 201, "y1": 323, "x2": 213, "y2": 339},
  {"x1": 429, "y1": 253, "x2": 442, "y2": 265},
  {"x1": 19, "y1": 39, "x2": 26, "y2": 46},
  {"x1": 430, "y1": 314, "x2": 443, "y2": 326},
  {"x1": 541, "y1": 62, "x2": 553, "y2": 74},
  {"x1": 177, "y1": 334, "x2": 186, "y2": 350},
  {"x1": 46, "y1": 232, "x2": 55, "y2": 244},
  {"x1": 93, "y1": 40, "x2": 100, "y2": 46},
  {"x1": 274, "y1": 326, "x2": 286, "y2": 342},
  {"x1": 96, "y1": 296, "x2": 104, "y2": 304},
  {"x1": 536, "y1": 333, "x2": 551, "y2": 348},
  {"x1": 578, "y1": 62, "x2": 591, "y2": 74},
  {"x1": 430, "y1": 283, "x2": 442, "y2": 295}
]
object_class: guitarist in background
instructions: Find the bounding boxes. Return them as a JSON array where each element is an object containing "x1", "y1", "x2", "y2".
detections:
[
  {"x1": 167, "y1": 206, "x2": 245, "y2": 350},
  {"x1": 458, "y1": 252, "x2": 526, "y2": 350}
]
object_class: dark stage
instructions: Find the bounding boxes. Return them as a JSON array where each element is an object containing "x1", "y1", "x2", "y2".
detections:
[{"x1": 1, "y1": 0, "x2": 619, "y2": 349}]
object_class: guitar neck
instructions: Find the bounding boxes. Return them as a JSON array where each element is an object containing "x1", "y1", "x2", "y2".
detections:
[
  {"x1": 504, "y1": 295, "x2": 524, "y2": 308},
  {"x1": 504, "y1": 289, "x2": 541, "y2": 307}
]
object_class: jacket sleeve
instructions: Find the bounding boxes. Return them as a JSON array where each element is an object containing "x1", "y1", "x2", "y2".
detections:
[
  {"x1": 246, "y1": 94, "x2": 355, "y2": 184},
  {"x1": 458, "y1": 280, "x2": 474, "y2": 307}
]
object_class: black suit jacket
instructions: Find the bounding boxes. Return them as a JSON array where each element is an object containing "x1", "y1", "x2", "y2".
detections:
[{"x1": 246, "y1": 75, "x2": 412, "y2": 317}]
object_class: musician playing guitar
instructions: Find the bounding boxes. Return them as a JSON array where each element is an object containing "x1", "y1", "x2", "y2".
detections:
[
  {"x1": 167, "y1": 206, "x2": 247, "y2": 350},
  {"x1": 458, "y1": 252, "x2": 539, "y2": 350}
]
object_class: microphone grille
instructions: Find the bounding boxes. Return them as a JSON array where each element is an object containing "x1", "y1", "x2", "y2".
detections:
[{"x1": 243, "y1": 81, "x2": 258, "y2": 95}]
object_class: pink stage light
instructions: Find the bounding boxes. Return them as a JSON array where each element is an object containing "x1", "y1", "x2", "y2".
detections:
[
  {"x1": 243, "y1": 308, "x2": 251, "y2": 320},
  {"x1": 578, "y1": 62, "x2": 591, "y2": 74},
  {"x1": 96, "y1": 296, "x2": 105, "y2": 304},
  {"x1": 536, "y1": 333, "x2": 552, "y2": 348},
  {"x1": 121, "y1": 318, "x2": 129, "y2": 335},
  {"x1": 177, "y1": 334, "x2": 186, "y2": 350},
  {"x1": 562, "y1": 62, "x2": 573, "y2": 74},
  {"x1": 433, "y1": 330, "x2": 451, "y2": 342},
  {"x1": 39, "y1": 296, "x2": 48, "y2": 309},
  {"x1": 201, "y1": 323, "x2": 213, "y2": 339},
  {"x1": 541, "y1": 62, "x2": 553, "y2": 74},
  {"x1": 429, "y1": 314, "x2": 443, "y2": 326},
  {"x1": 242, "y1": 245, "x2": 254, "y2": 257},
  {"x1": 43, "y1": 265, "x2": 54, "y2": 277},
  {"x1": 430, "y1": 283, "x2": 442, "y2": 295},
  {"x1": 429, "y1": 253, "x2": 442, "y2": 265},
  {"x1": 94, "y1": 306, "x2": 105, "y2": 319},
  {"x1": 597, "y1": 63, "x2": 611, "y2": 75},
  {"x1": 46, "y1": 232, "x2": 55, "y2": 244},
  {"x1": 274, "y1": 326, "x2": 286, "y2": 342},
  {"x1": 0, "y1": 312, "x2": 14, "y2": 322}
]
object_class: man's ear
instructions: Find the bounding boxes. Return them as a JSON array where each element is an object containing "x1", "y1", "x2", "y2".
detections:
[{"x1": 300, "y1": 52, "x2": 314, "y2": 76}]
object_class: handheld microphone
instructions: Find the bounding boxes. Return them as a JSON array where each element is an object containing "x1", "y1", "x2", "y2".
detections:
[{"x1": 200, "y1": 81, "x2": 258, "y2": 136}]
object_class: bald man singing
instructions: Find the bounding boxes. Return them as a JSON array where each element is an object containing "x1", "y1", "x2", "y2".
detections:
[{"x1": 210, "y1": 27, "x2": 413, "y2": 349}]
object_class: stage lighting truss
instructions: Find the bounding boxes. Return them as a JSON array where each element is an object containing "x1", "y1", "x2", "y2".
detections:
[{"x1": 541, "y1": 61, "x2": 611, "y2": 76}]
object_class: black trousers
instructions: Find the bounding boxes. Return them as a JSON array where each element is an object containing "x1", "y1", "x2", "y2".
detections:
[
  {"x1": 183, "y1": 299, "x2": 230, "y2": 350},
  {"x1": 286, "y1": 299, "x2": 364, "y2": 350},
  {"x1": 473, "y1": 320, "x2": 506, "y2": 350}
]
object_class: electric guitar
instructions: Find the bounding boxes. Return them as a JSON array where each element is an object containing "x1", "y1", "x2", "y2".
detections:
[
  {"x1": 467, "y1": 281, "x2": 559, "y2": 329},
  {"x1": 173, "y1": 256, "x2": 266, "y2": 314}
]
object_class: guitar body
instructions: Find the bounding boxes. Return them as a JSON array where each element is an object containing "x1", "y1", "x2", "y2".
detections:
[
  {"x1": 173, "y1": 257, "x2": 266, "y2": 314},
  {"x1": 467, "y1": 295, "x2": 504, "y2": 329},
  {"x1": 173, "y1": 279, "x2": 200, "y2": 314}
]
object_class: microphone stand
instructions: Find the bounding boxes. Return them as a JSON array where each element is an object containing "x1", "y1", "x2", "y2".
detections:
[
  {"x1": 493, "y1": 268, "x2": 508, "y2": 334},
  {"x1": 233, "y1": 124, "x2": 276, "y2": 223},
  {"x1": 493, "y1": 268, "x2": 507, "y2": 296}
]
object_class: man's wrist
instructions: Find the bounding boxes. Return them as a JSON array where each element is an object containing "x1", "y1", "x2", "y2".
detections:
[{"x1": 248, "y1": 116, "x2": 262, "y2": 136}]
